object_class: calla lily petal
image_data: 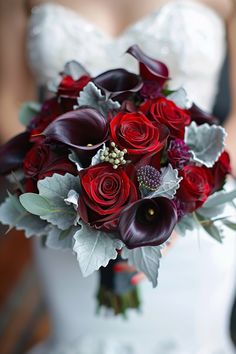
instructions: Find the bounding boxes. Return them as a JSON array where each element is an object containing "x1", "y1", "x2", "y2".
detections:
[
  {"x1": 188, "y1": 103, "x2": 219, "y2": 125},
  {"x1": 118, "y1": 197, "x2": 177, "y2": 249},
  {"x1": 42, "y1": 108, "x2": 109, "y2": 150},
  {"x1": 0, "y1": 132, "x2": 32, "y2": 175},
  {"x1": 93, "y1": 69, "x2": 143, "y2": 100},
  {"x1": 126, "y1": 44, "x2": 169, "y2": 86}
]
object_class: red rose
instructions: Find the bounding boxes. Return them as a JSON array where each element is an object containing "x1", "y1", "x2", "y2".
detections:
[
  {"x1": 57, "y1": 75, "x2": 90, "y2": 111},
  {"x1": 210, "y1": 151, "x2": 231, "y2": 192},
  {"x1": 79, "y1": 163, "x2": 138, "y2": 231},
  {"x1": 110, "y1": 112, "x2": 167, "y2": 156},
  {"x1": 140, "y1": 97, "x2": 190, "y2": 139},
  {"x1": 23, "y1": 143, "x2": 77, "y2": 192},
  {"x1": 29, "y1": 98, "x2": 63, "y2": 139},
  {"x1": 177, "y1": 165, "x2": 212, "y2": 212}
]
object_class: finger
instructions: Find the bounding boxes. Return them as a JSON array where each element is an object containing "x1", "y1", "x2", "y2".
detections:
[
  {"x1": 131, "y1": 272, "x2": 146, "y2": 285},
  {"x1": 113, "y1": 262, "x2": 136, "y2": 273}
]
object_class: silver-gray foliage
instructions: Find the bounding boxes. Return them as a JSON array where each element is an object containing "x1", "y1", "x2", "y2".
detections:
[
  {"x1": 185, "y1": 122, "x2": 226, "y2": 167},
  {"x1": 0, "y1": 194, "x2": 48, "y2": 237},
  {"x1": 148, "y1": 164, "x2": 182, "y2": 199},
  {"x1": 20, "y1": 173, "x2": 81, "y2": 230},
  {"x1": 77, "y1": 82, "x2": 120, "y2": 117},
  {"x1": 121, "y1": 246, "x2": 162, "y2": 287},
  {"x1": 73, "y1": 222, "x2": 123, "y2": 277}
]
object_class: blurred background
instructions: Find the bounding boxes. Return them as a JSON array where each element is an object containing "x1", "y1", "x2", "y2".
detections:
[{"x1": 0, "y1": 4, "x2": 236, "y2": 354}]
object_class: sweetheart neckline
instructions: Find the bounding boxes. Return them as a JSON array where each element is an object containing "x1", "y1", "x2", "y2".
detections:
[{"x1": 30, "y1": 0, "x2": 225, "y2": 41}]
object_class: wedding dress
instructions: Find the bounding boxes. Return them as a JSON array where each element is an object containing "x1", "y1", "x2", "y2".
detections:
[{"x1": 26, "y1": 1, "x2": 236, "y2": 353}]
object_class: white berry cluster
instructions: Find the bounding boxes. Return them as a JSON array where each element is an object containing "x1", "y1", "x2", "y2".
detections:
[{"x1": 100, "y1": 142, "x2": 127, "y2": 169}]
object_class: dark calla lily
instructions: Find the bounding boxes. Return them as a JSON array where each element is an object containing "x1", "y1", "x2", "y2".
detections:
[
  {"x1": 42, "y1": 108, "x2": 109, "y2": 150},
  {"x1": 0, "y1": 132, "x2": 32, "y2": 175},
  {"x1": 93, "y1": 69, "x2": 143, "y2": 101},
  {"x1": 118, "y1": 197, "x2": 177, "y2": 249},
  {"x1": 42, "y1": 108, "x2": 109, "y2": 167},
  {"x1": 126, "y1": 45, "x2": 169, "y2": 89},
  {"x1": 188, "y1": 103, "x2": 219, "y2": 125}
]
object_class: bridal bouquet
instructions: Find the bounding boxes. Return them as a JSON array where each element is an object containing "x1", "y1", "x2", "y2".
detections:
[{"x1": 0, "y1": 45, "x2": 235, "y2": 316}]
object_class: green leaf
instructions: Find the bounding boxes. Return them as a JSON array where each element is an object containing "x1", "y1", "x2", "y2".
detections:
[
  {"x1": 45, "y1": 226, "x2": 78, "y2": 250},
  {"x1": 19, "y1": 101, "x2": 41, "y2": 127},
  {"x1": 203, "y1": 190, "x2": 236, "y2": 209},
  {"x1": 222, "y1": 219, "x2": 236, "y2": 231},
  {"x1": 195, "y1": 212, "x2": 223, "y2": 243},
  {"x1": 20, "y1": 193, "x2": 52, "y2": 216}
]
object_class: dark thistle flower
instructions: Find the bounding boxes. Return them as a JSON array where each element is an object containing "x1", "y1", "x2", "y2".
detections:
[
  {"x1": 167, "y1": 139, "x2": 192, "y2": 169},
  {"x1": 137, "y1": 165, "x2": 161, "y2": 192}
]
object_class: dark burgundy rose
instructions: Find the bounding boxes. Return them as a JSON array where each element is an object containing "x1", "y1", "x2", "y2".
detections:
[
  {"x1": 110, "y1": 111, "x2": 168, "y2": 156},
  {"x1": 23, "y1": 143, "x2": 77, "y2": 192},
  {"x1": 29, "y1": 97, "x2": 63, "y2": 139},
  {"x1": 0, "y1": 132, "x2": 32, "y2": 175},
  {"x1": 187, "y1": 103, "x2": 219, "y2": 125},
  {"x1": 176, "y1": 165, "x2": 212, "y2": 213},
  {"x1": 140, "y1": 97, "x2": 191, "y2": 139},
  {"x1": 118, "y1": 197, "x2": 178, "y2": 249},
  {"x1": 57, "y1": 75, "x2": 91, "y2": 110},
  {"x1": 78, "y1": 163, "x2": 138, "y2": 231},
  {"x1": 126, "y1": 45, "x2": 169, "y2": 97},
  {"x1": 167, "y1": 139, "x2": 192, "y2": 169},
  {"x1": 210, "y1": 151, "x2": 231, "y2": 192},
  {"x1": 93, "y1": 69, "x2": 143, "y2": 101}
]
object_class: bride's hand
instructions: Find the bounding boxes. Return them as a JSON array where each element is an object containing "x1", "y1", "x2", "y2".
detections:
[{"x1": 115, "y1": 231, "x2": 179, "y2": 285}]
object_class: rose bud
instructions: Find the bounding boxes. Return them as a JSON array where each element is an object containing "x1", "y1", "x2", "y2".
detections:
[
  {"x1": 57, "y1": 75, "x2": 91, "y2": 111},
  {"x1": 176, "y1": 165, "x2": 213, "y2": 213},
  {"x1": 209, "y1": 151, "x2": 231, "y2": 192},
  {"x1": 126, "y1": 44, "x2": 169, "y2": 98},
  {"x1": 140, "y1": 97, "x2": 190, "y2": 139},
  {"x1": 118, "y1": 197, "x2": 178, "y2": 249},
  {"x1": 110, "y1": 111, "x2": 168, "y2": 157},
  {"x1": 23, "y1": 143, "x2": 78, "y2": 192},
  {"x1": 93, "y1": 69, "x2": 143, "y2": 101},
  {"x1": 78, "y1": 163, "x2": 138, "y2": 231},
  {"x1": 42, "y1": 108, "x2": 109, "y2": 167}
]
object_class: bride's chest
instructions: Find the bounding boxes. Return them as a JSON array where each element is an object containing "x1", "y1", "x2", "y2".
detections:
[{"x1": 27, "y1": 1, "x2": 226, "y2": 92}]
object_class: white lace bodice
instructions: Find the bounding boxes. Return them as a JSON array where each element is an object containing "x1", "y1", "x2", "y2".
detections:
[{"x1": 27, "y1": 0, "x2": 226, "y2": 112}]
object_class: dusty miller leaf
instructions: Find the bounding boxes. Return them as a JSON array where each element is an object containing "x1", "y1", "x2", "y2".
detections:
[
  {"x1": 77, "y1": 82, "x2": 120, "y2": 117},
  {"x1": 148, "y1": 164, "x2": 182, "y2": 199},
  {"x1": 167, "y1": 88, "x2": 192, "y2": 109},
  {"x1": 46, "y1": 225, "x2": 79, "y2": 250},
  {"x1": 121, "y1": 246, "x2": 162, "y2": 287},
  {"x1": 73, "y1": 222, "x2": 123, "y2": 277},
  {"x1": 185, "y1": 121, "x2": 226, "y2": 167},
  {"x1": 0, "y1": 194, "x2": 48, "y2": 237}
]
